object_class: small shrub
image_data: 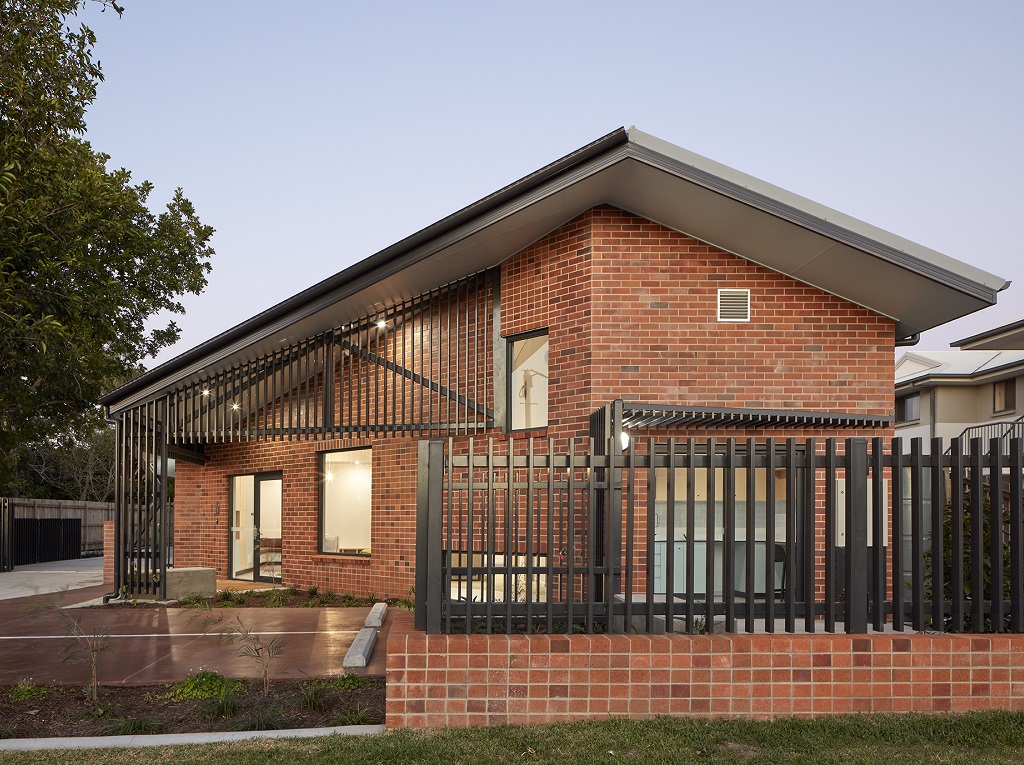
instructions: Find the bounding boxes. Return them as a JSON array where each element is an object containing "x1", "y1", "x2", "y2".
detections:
[
  {"x1": 335, "y1": 705, "x2": 380, "y2": 725},
  {"x1": 200, "y1": 683, "x2": 240, "y2": 718},
  {"x1": 329, "y1": 674, "x2": 373, "y2": 692},
  {"x1": 0, "y1": 725, "x2": 15, "y2": 739},
  {"x1": 99, "y1": 716, "x2": 163, "y2": 736},
  {"x1": 237, "y1": 705, "x2": 289, "y2": 731},
  {"x1": 178, "y1": 593, "x2": 209, "y2": 609},
  {"x1": 284, "y1": 586, "x2": 300, "y2": 597},
  {"x1": 217, "y1": 590, "x2": 246, "y2": 607},
  {"x1": 158, "y1": 669, "x2": 240, "y2": 701},
  {"x1": 299, "y1": 678, "x2": 330, "y2": 711},
  {"x1": 306, "y1": 585, "x2": 319, "y2": 598},
  {"x1": 266, "y1": 590, "x2": 287, "y2": 608},
  {"x1": 9, "y1": 680, "x2": 47, "y2": 701}
]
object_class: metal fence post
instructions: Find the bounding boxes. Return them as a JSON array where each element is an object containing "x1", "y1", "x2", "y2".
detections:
[
  {"x1": 415, "y1": 439, "x2": 445, "y2": 633},
  {"x1": 845, "y1": 438, "x2": 868, "y2": 633}
]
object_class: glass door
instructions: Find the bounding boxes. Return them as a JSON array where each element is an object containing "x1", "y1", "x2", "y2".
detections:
[{"x1": 230, "y1": 473, "x2": 282, "y2": 583}]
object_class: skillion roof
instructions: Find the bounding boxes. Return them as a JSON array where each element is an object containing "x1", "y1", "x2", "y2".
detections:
[{"x1": 103, "y1": 127, "x2": 1009, "y2": 414}]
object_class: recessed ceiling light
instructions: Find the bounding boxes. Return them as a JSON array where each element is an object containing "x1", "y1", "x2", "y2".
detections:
[
  {"x1": 376, "y1": 320, "x2": 387, "y2": 329},
  {"x1": 202, "y1": 389, "x2": 210, "y2": 396}
]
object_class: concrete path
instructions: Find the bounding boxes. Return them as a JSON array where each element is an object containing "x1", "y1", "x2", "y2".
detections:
[
  {"x1": 0, "y1": 724, "x2": 386, "y2": 751},
  {"x1": 0, "y1": 557, "x2": 105, "y2": 600},
  {"x1": 0, "y1": 599, "x2": 390, "y2": 685}
]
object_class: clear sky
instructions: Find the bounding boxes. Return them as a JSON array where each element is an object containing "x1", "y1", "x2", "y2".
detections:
[{"x1": 76, "y1": 0, "x2": 1024, "y2": 368}]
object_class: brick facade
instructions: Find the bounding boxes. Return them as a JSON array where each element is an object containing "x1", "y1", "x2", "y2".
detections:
[
  {"x1": 385, "y1": 613, "x2": 1024, "y2": 728},
  {"x1": 172, "y1": 205, "x2": 895, "y2": 597}
]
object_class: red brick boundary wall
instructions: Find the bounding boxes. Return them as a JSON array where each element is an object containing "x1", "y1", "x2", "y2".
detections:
[{"x1": 385, "y1": 614, "x2": 1024, "y2": 729}]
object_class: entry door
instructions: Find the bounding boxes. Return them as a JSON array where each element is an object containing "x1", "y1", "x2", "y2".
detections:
[{"x1": 230, "y1": 473, "x2": 283, "y2": 583}]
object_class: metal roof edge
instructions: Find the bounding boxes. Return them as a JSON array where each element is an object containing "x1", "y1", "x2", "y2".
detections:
[
  {"x1": 952, "y1": 316, "x2": 1024, "y2": 348},
  {"x1": 625, "y1": 128, "x2": 1008, "y2": 302}
]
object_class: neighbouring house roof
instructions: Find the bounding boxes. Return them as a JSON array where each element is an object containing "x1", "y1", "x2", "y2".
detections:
[
  {"x1": 953, "y1": 317, "x2": 1024, "y2": 350},
  {"x1": 102, "y1": 126, "x2": 1009, "y2": 414},
  {"x1": 896, "y1": 350, "x2": 1024, "y2": 389}
]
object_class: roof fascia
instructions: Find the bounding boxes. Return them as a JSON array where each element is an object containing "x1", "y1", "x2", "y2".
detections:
[{"x1": 625, "y1": 130, "x2": 1006, "y2": 303}]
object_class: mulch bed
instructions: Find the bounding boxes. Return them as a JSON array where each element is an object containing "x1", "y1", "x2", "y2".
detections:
[{"x1": 0, "y1": 677, "x2": 385, "y2": 739}]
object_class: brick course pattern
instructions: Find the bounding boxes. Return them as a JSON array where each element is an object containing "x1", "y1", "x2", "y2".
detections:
[
  {"x1": 170, "y1": 205, "x2": 896, "y2": 597},
  {"x1": 385, "y1": 613, "x2": 1024, "y2": 728}
]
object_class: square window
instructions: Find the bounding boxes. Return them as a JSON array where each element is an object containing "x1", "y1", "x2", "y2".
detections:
[
  {"x1": 995, "y1": 379, "x2": 1016, "y2": 414},
  {"x1": 509, "y1": 332, "x2": 548, "y2": 430},
  {"x1": 895, "y1": 393, "x2": 920, "y2": 424},
  {"x1": 320, "y1": 448, "x2": 372, "y2": 555}
]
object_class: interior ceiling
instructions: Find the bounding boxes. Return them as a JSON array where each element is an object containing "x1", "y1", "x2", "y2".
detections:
[{"x1": 108, "y1": 142, "x2": 1001, "y2": 410}]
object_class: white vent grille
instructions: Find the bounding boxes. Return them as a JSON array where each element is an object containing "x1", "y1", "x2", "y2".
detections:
[{"x1": 717, "y1": 289, "x2": 750, "y2": 322}]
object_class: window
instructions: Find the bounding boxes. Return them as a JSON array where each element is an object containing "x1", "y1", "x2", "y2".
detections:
[
  {"x1": 653, "y1": 443, "x2": 795, "y2": 598},
  {"x1": 895, "y1": 393, "x2": 920, "y2": 423},
  {"x1": 994, "y1": 379, "x2": 1016, "y2": 414},
  {"x1": 508, "y1": 331, "x2": 548, "y2": 430},
  {"x1": 320, "y1": 448, "x2": 372, "y2": 555}
]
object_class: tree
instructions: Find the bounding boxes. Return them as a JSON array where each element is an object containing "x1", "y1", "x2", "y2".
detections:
[{"x1": 0, "y1": 0, "x2": 214, "y2": 491}]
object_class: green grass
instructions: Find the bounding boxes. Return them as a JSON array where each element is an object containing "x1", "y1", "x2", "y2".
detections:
[{"x1": 5, "y1": 712, "x2": 1024, "y2": 764}]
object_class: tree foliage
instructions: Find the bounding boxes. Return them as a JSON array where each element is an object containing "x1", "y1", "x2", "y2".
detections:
[{"x1": 0, "y1": 0, "x2": 213, "y2": 489}]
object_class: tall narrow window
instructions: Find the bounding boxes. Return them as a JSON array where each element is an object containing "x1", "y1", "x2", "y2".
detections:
[
  {"x1": 994, "y1": 379, "x2": 1016, "y2": 414},
  {"x1": 508, "y1": 331, "x2": 548, "y2": 430},
  {"x1": 320, "y1": 448, "x2": 372, "y2": 555}
]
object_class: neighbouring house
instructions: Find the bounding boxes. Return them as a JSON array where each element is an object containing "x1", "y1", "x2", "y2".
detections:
[
  {"x1": 895, "y1": 347, "x2": 1024, "y2": 447},
  {"x1": 99, "y1": 126, "x2": 1009, "y2": 612}
]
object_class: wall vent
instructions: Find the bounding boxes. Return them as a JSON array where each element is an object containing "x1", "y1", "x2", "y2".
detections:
[{"x1": 717, "y1": 289, "x2": 750, "y2": 322}]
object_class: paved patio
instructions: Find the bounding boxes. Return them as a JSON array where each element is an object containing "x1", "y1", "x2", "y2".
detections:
[{"x1": 0, "y1": 561, "x2": 390, "y2": 686}]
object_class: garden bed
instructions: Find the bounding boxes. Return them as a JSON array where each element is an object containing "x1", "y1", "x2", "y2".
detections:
[
  {"x1": 0, "y1": 673, "x2": 385, "y2": 739},
  {"x1": 97, "y1": 586, "x2": 413, "y2": 610}
]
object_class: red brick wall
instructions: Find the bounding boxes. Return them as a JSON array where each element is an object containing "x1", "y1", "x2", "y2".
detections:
[
  {"x1": 386, "y1": 614, "x2": 1024, "y2": 728},
  {"x1": 103, "y1": 520, "x2": 114, "y2": 586},
  {"x1": 171, "y1": 204, "x2": 896, "y2": 598},
  {"x1": 173, "y1": 437, "x2": 419, "y2": 598},
  {"x1": 501, "y1": 206, "x2": 894, "y2": 442}
]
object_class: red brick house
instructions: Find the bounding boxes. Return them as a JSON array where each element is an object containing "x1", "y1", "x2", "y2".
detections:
[{"x1": 100, "y1": 127, "x2": 1007, "y2": 604}]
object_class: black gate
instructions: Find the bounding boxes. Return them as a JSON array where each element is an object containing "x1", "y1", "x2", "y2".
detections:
[{"x1": 13, "y1": 519, "x2": 82, "y2": 565}]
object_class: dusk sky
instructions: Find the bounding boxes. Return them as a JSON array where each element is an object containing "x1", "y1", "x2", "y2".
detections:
[{"x1": 77, "y1": 1, "x2": 1024, "y2": 368}]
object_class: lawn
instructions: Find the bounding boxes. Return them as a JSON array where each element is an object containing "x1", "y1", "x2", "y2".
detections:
[{"x1": 4, "y1": 711, "x2": 1024, "y2": 764}]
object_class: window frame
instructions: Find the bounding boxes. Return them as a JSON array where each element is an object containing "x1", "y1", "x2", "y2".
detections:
[
  {"x1": 318, "y1": 446, "x2": 373, "y2": 557},
  {"x1": 994, "y1": 379, "x2": 1016, "y2": 415},
  {"x1": 895, "y1": 393, "x2": 921, "y2": 424},
  {"x1": 507, "y1": 328, "x2": 549, "y2": 432}
]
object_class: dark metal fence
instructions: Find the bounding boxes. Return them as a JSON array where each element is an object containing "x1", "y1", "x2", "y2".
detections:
[
  {"x1": 12, "y1": 519, "x2": 81, "y2": 565},
  {"x1": 0, "y1": 497, "x2": 13, "y2": 573},
  {"x1": 415, "y1": 435, "x2": 1024, "y2": 635}
]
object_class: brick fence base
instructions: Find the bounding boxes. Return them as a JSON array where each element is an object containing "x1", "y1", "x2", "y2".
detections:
[{"x1": 385, "y1": 614, "x2": 1024, "y2": 729}]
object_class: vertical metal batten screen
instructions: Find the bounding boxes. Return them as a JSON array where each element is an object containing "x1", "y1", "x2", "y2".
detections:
[
  {"x1": 160, "y1": 270, "x2": 496, "y2": 444},
  {"x1": 114, "y1": 400, "x2": 170, "y2": 598},
  {"x1": 420, "y1": 434, "x2": 1024, "y2": 635}
]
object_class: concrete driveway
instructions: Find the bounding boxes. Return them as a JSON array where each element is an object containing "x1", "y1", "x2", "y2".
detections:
[{"x1": 0, "y1": 560, "x2": 391, "y2": 686}]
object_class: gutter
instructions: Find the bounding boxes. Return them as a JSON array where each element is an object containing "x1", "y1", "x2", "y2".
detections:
[{"x1": 895, "y1": 333, "x2": 920, "y2": 347}]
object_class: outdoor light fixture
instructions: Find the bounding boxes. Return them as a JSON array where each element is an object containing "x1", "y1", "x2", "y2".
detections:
[
  {"x1": 231, "y1": 402, "x2": 240, "y2": 411},
  {"x1": 376, "y1": 319, "x2": 387, "y2": 329},
  {"x1": 325, "y1": 471, "x2": 334, "y2": 481},
  {"x1": 620, "y1": 430, "x2": 630, "y2": 451},
  {"x1": 202, "y1": 388, "x2": 210, "y2": 396}
]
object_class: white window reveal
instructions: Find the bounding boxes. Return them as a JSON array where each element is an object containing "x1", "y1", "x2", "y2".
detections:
[
  {"x1": 717, "y1": 288, "x2": 750, "y2": 322},
  {"x1": 509, "y1": 332, "x2": 549, "y2": 430}
]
